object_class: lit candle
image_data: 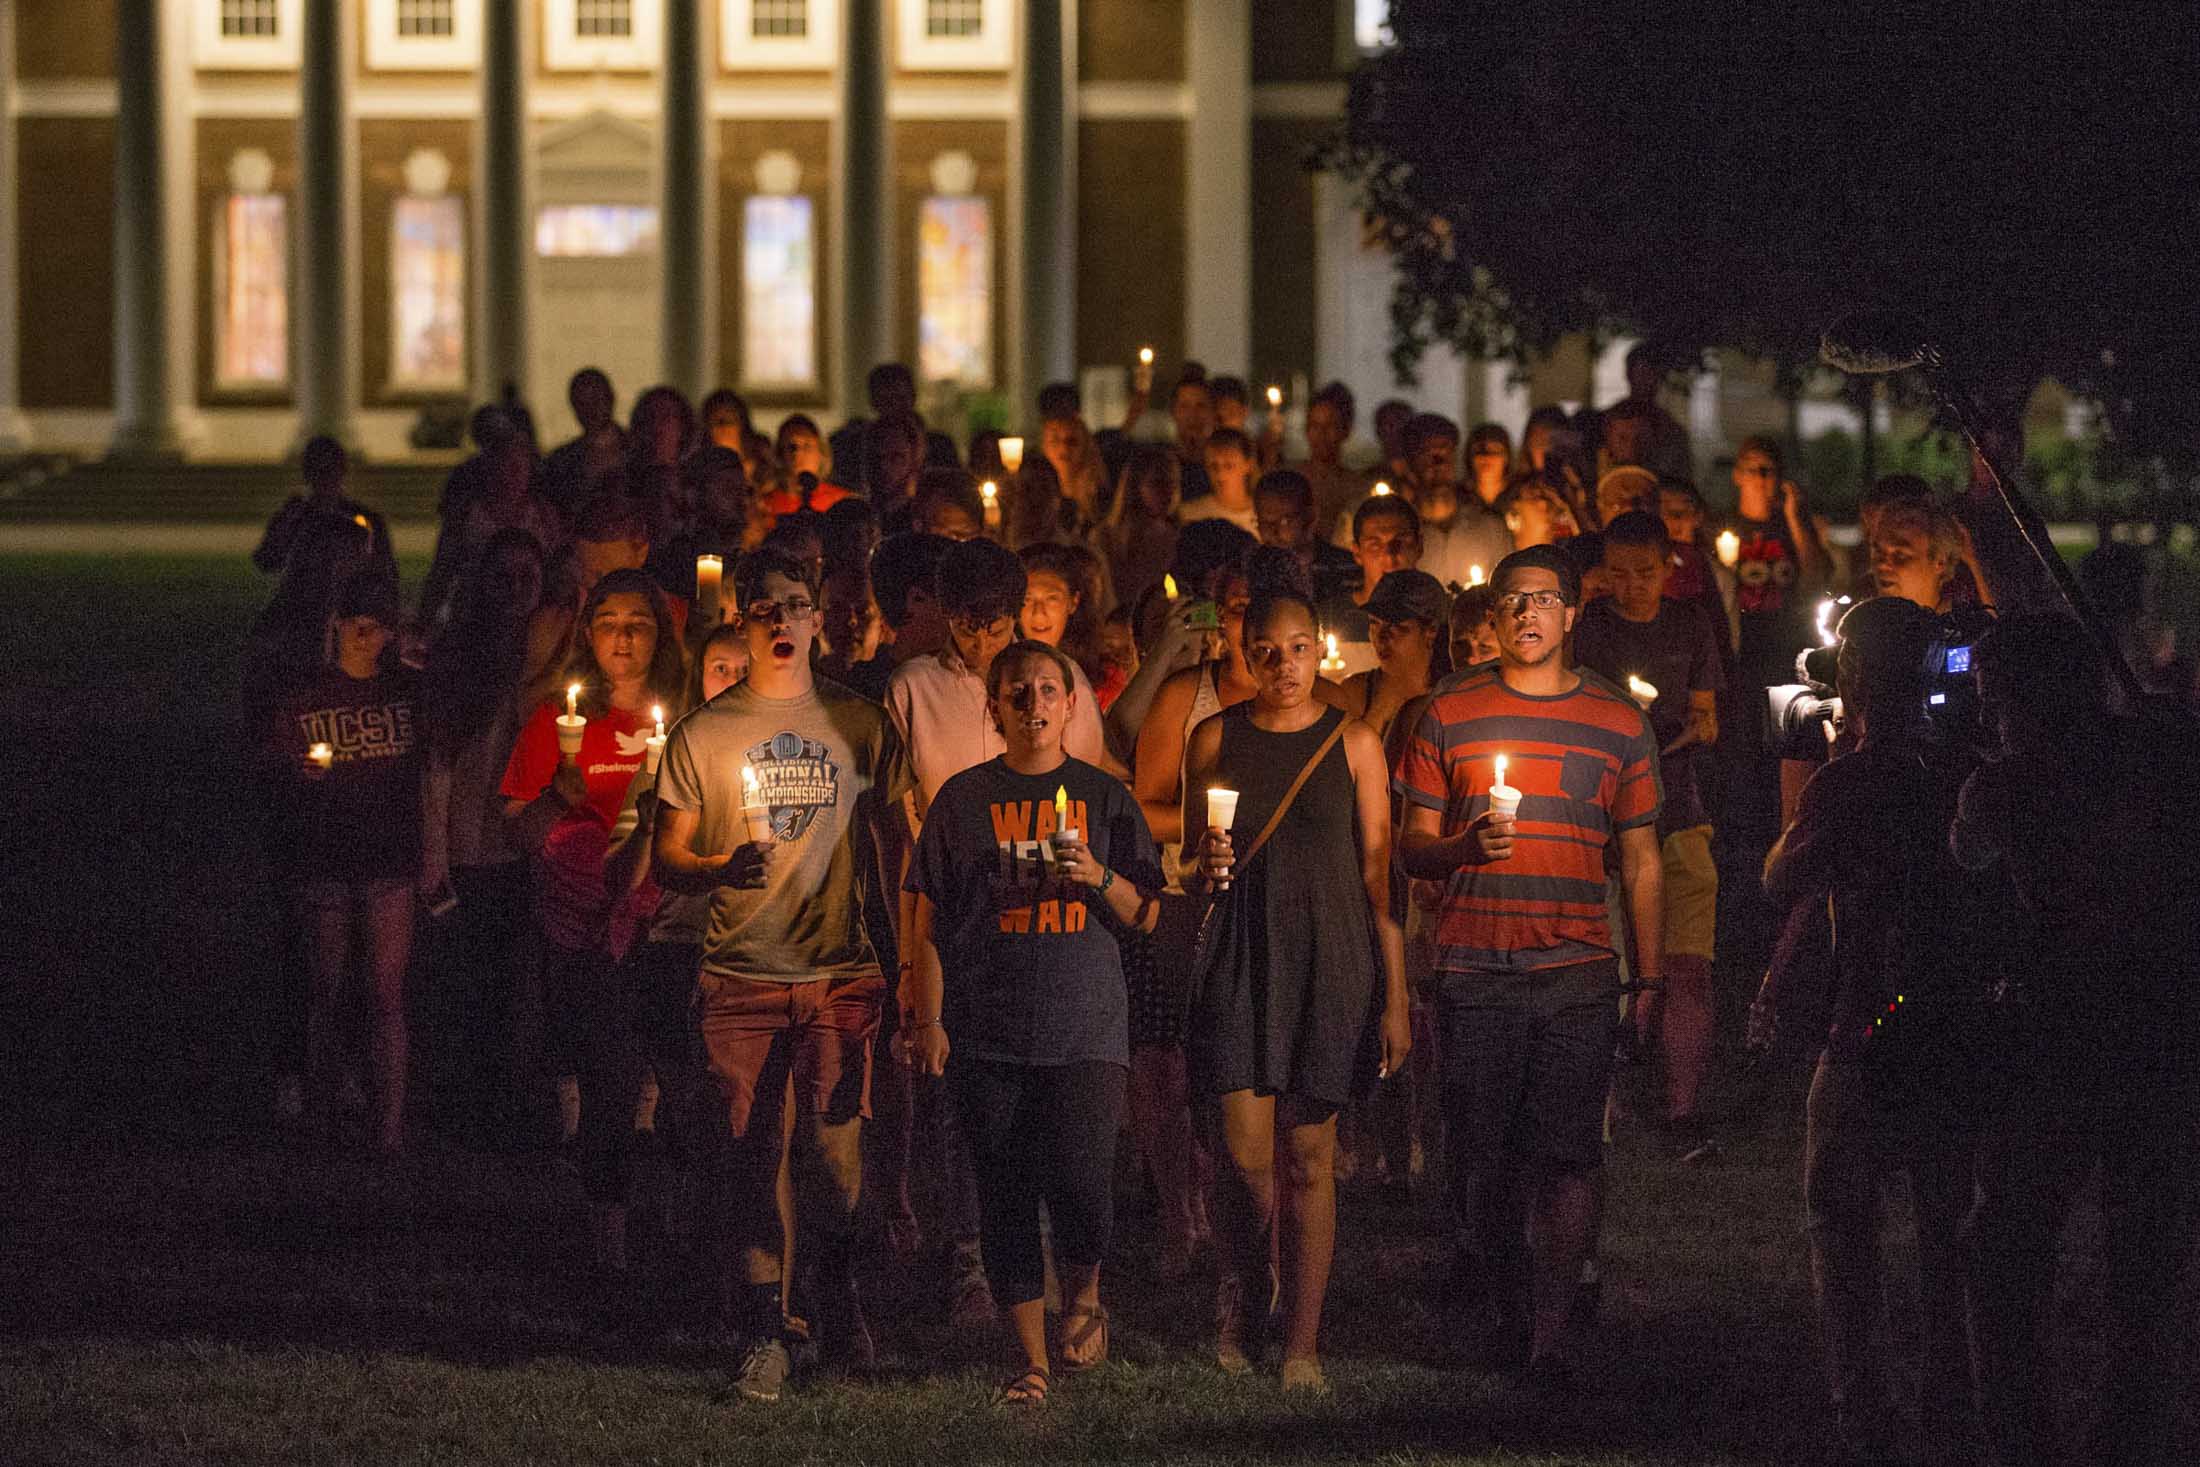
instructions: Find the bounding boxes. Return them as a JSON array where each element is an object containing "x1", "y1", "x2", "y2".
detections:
[
  {"x1": 1266, "y1": 385, "x2": 1282, "y2": 409},
  {"x1": 1627, "y1": 674, "x2": 1659, "y2": 708},
  {"x1": 998, "y1": 436, "x2": 1024, "y2": 474},
  {"x1": 1135, "y1": 345, "x2": 1155, "y2": 394},
  {"x1": 1489, "y1": 754, "x2": 1521, "y2": 826},
  {"x1": 1468, "y1": 564, "x2": 1485, "y2": 587},
  {"x1": 696, "y1": 553, "x2": 724, "y2": 623},
  {"x1": 645, "y1": 703, "x2": 667, "y2": 774},
  {"x1": 1205, "y1": 786, "x2": 1241, "y2": 890},
  {"x1": 1372, "y1": 480, "x2": 1394, "y2": 497},
  {"x1": 1320, "y1": 630, "x2": 1346, "y2": 676},
  {"x1": 1050, "y1": 783, "x2": 1080, "y2": 869},
  {"x1": 980, "y1": 479, "x2": 1002, "y2": 530},
  {"x1": 556, "y1": 682, "x2": 587, "y2": 764},
  {"x1": 307, "y1": 742, "x2": 333, "y2": 771},
  {"x1": 1715, "y1": 529, "x2": 1740, "y2": 568},
  {"x1": 740, "y1": 763, "x2": 774, "y2": 846},
  {"x1": 1163, "y1": 573, "x2": 1180, "y2": 600},
  {"x1": 1138, "y1": 346, "x2": 1154, "y2": 366}
]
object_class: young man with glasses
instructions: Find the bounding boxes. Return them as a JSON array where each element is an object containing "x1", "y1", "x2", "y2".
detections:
[
  {"x1": 652, "y1": 546, "x2": 906, "y2": 1401},
  {"x1": 1395, "y1": 546, "x2": 1663, "y2": 1390}
]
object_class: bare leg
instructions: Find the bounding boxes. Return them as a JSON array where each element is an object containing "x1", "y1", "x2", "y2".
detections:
[
  {"x1": 298, "y1": 887, "x2": 349, "y2": 1134},
  {"x1": 1209, "y1": 1090, "x2": 1277, "y2": 1363},
  {"x1": 1652, "y1": 955, "x2": 1715, "y2": 1123},
  {"x1": 1132, "y1": 1044, "x2": 1199, "y2": 1269},
  {"x1": 1275, "y1": 1104, "x2": 1339, "y2": 1370},
  {"x1": 362, "y1": 881, "x2": 414, "y2": 1156}
]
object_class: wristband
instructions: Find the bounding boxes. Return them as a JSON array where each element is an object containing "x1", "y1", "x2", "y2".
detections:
[{"x1": 1097, "y1": 866, "x2": 1115, "y2": 894}]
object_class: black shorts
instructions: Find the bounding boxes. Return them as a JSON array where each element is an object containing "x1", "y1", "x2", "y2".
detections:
[{"x1": 1434, "y1": 958, "x2": 1619, "y2": 1174}]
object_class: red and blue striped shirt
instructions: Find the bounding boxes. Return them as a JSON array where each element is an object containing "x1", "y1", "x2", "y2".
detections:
[{"x1": 1393, "y1": 665, "x2": 1661, "y2": 973}]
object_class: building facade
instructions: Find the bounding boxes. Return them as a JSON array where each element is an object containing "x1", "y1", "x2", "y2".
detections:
[{"x1": 3, "y1": 0, "x2": 1811, "y2": 464}]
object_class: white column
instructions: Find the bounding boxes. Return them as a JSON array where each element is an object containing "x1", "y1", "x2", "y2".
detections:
[
  {"x1": 837, "y1": 0, "x2": 891, "y2": 414},
  {"x1": 0, "y1": 0, "x2": 25, "y2": 450},
  {"x1": 478, "y1": 0, "x2": 531, "y2": 406},
  {"x1": 107, "y1": 0, "x2": 182, "y2": 458},
  {"x1": 295, "y1": 0, "x2": 358, "y2": 448},
  {"x1": 1184, "y1": 0, "x2": 1250, "y2": 370},
  {"x1": 1014, "y1": 0, "x2": 1074, "y2": 415},
  {"x1": 660, "y1": 0, "x2": 707, "y2": 396}
]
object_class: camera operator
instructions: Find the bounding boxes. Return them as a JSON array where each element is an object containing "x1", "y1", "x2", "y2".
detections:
[
  {"x1": 1952, "y1": 612, "x2": 2200, "y2": 1467},
  {"x1": 1752, "y1": 596, "x2": 1987, "y2": 1464}
]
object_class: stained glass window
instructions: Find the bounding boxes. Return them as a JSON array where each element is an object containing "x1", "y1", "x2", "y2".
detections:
[
  {"x1": 535, "y1": 204, "x2": 660, "y2": 257},
  {"x1": 917, "y1": 196, "x2": 991, "y2": 387},
  {"x1": 752, "y1": 0, "x2": 807, "y2": 37},
  {"x1": 216, "y1": 193, "x2": 288, "y2": 387},
  {"x1": 742, "y1": 196, "x2": 816, "y2": 387},
  {"x1": 392, "y1": 195, "x2": 466, "y2": 389}
]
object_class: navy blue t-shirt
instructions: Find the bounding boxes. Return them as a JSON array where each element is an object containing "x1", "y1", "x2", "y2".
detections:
[{"x1": 907, "y1": 756, "x2": 1161, "y2": 1068}]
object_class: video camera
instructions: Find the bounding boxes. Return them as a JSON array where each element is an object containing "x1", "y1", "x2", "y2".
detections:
[{"x1": 1764, "y1": 597, "x2": 1984, "y2": 761}]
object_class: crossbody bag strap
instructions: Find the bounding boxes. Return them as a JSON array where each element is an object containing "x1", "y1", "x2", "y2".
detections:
[{"x1": 1234, "y1": 715, "x2": 1350, "y2": 874}]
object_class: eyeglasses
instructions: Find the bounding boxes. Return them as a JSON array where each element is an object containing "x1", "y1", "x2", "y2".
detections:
[
  {"x1": 1497, "y1": 590, "x2": 1569, "y2": 615},
  {"x1": 745, "y1": 598, "x2": 816, "y2": 624}
]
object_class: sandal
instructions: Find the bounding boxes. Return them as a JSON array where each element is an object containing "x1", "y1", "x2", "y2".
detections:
[
  {"x1": 992, "y1": 1364, "x2": 1051, "y2": 1408},
  {"x1": 1056, "y1": 1304, "x2": 1109, "y2": 1372}
]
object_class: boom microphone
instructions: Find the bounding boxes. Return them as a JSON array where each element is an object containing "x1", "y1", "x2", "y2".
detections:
[{"x1": 1819, "y1": 312, "x2": 1936, "y2": 376}]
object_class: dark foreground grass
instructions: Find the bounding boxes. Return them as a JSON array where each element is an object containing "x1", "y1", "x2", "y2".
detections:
[{"x1": 0, "y1": 552, "x2": 2192, "y2": 1466}]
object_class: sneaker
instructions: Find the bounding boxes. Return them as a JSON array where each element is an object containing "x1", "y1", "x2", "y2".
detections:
[{"x1": 734, "y1": 1337, "x2": 792, "y2": 1402}]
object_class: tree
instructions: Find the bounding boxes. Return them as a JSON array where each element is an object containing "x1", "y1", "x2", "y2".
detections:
[{"x1": 1316, "y1": 1, "x2": 2200, "y2": 468}]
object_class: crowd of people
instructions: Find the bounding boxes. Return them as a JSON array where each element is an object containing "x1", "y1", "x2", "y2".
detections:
[{"x1": 238, "y1": 347, "x2": 2197, "y2": 1464}]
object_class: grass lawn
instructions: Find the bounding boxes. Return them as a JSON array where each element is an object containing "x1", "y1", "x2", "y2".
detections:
[{"x1": 0, "y1": 552, "x2": 2190, "y2": 1466}]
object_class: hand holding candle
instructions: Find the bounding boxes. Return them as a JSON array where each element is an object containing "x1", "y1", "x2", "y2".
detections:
[
  {"x1": 556, "y1": 682, "x2": 587, "y2": 763},
  {"x1": 1487, "y1": 753, "x2": 1521, "y2": 822},
  {"x1": 306, "y1": 742, "x2": 334, "y2": 776},
  {"x1": 1204, "y1": 787, "x2": 1240, "y2": 891}
]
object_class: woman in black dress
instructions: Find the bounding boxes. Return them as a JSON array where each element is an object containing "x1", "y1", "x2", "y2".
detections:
[{"x1": 1180, "y1": 582, "x2": 1409, "y2": 1391}]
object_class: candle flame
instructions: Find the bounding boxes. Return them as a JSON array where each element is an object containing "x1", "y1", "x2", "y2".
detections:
[
  {"x1": 1468, "y1": 564, "x2": 1485, "y2": 586},
  {"x1": 352, "y1": 514, "x2": 369, "y2": 530},
  {"x1": 1138, "y1": 346, "x2": 1154, "y2": 365},
  {"x1": 566, "y1": 682, "x2": 581, "y2": 718},
  {"x1": 1266, "y1": 385, "x2": 1282, "y2": 407},
  {"x1": 742, "y1": 764, "x2": 761, "y2": 801},
  {"x1": 1627, "y1": 675, "x2": 1658, "y2": 705},
  {"x1": 1054, "y1": 784, "x2": 1070, "y2": 821},
  {"x1": 651, "y1": 704, "x2": 665, "y2": 738},
  {"x1": 1372, "y1": 480, "x2": 1394, "y2": 496},
  {"x1": 1326, "y1": 631, "x2": 1339, "y2": 658},
  {"x1": 1494, "y1": 754, "x2": 1508, "y2": 786},
  {"x1": 1163, "y1": 573, "x2": 1180, "y2": 599},
  {"x1": 980, "y1": 480, "x2": 998, "y2": 502},
  {"x1": 1716, "y1": 529, "x2": 1740, "y2": 567}
]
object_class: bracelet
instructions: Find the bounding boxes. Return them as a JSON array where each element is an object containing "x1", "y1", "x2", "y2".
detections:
[
  {"x1": 1097, "y1": 866, "x2": 1115, "y2": 894},
  {"x1": 906, "y1": 1016, "x2": 941, "y2": 1032}
]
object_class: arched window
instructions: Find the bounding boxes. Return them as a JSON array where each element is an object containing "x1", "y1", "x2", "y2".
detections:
[
  {"x1": 390, "y1": 150, "x2": 467, "y2": 391},
  {"x1": 916, "y1": 153, "x2": 990, "y2": 388},
  {"x1": 214, "y1": 150, "x2": 288, "y2": 389},
  {"x1": 742, "y1": 190, "x2": 817, "y2": 389}
]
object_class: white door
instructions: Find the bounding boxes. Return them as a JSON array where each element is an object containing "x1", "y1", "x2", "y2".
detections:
[{"x1": 531, "y1": 112, "x2": 662, "y2": 440}]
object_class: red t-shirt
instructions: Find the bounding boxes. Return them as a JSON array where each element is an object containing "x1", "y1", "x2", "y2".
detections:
[
  {"x1": 1393, "y1": 665, "x2": 1661, "y2": 974},
  {"x1": 762, "y1": 479, "x2": 854, "y2": 517},
  {"x1": 501, "y1": 699, "x2": 653, "y2": 951}
]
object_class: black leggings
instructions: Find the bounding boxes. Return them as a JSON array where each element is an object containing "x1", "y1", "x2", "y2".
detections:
[{"x1": 949, "y1": 1058, "x2": 1126, "y2": 1309}]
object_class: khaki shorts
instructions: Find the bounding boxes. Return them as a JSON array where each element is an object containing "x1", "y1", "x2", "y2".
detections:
[{"x1": 1661, "y1": 824, "x2": 1718, "y2": 962}]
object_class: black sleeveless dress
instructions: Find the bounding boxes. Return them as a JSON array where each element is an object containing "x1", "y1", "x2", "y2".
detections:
[{"x1": 1186, "y1": 704, "x2": 1380, "y2": 1107}]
